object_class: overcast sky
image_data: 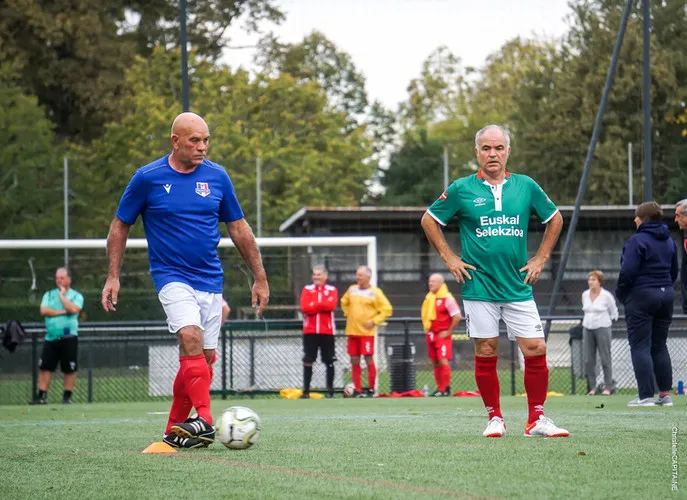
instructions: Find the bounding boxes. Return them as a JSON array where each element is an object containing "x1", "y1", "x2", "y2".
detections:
[{"x1": 223, "y1": 0, "x2": 574, "y2": 110}]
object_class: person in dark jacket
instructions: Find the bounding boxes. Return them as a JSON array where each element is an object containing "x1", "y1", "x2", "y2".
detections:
[
  {"x1": 674, "y1": 199, "x2": 687, "y2": 314},
  {"x1": 616, "y1": 201, "x2": 678, "y2": 407}
]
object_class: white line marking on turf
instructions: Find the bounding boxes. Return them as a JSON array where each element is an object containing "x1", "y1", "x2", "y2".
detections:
[
  {"x1": 0, "y1": 410, "x2": 676, "y2": 428},
  {"x1": 146, "y1": 411, "x2": 169, "y2": 415},
  {"x1": 0, "y1": 413, "x2": 460, "y2": 428}
]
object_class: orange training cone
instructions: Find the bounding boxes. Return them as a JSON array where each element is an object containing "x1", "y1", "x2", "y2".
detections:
[{"x1": 141, "y1": 442, "x2": 177, "y2": 454}]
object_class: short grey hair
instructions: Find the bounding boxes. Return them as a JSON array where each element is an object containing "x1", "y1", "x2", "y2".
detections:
[
  {"x1": 676, "y1": 199, "x2": 687, "y2": 213},
  {"x1": 312, "y1": 264, "x2": 328, "y2": 274},
  {"x1": 475, "y1": 124, "x2": 511, "y2": 148},
  {"x1": 56, "y1": 267, "x2": 71, "y2": 277},
  {"x1": 356, "y1": 265, "x2": 372, "y2": 277}
]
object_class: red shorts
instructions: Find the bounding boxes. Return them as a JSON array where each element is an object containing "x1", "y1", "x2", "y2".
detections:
[
  {"x1": 426, "y1": 332, "x2": 453, "y2": 362},
  {"x1": 347, "y1": 336, "x2": 375, "y2": 356}
]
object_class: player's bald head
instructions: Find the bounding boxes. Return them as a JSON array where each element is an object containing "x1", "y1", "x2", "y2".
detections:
[
  {"x1": 171, "y1": 112, "x2": 209, "y2": 137},
  {"x1": 428, "y1": 273, "x2": 445, "y2": 292},
  {"x1": 429, "y1": 273, "x2": 445, "y2": 284}
]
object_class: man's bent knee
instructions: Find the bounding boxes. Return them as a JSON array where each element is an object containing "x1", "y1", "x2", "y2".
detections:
[
  {"x1": 518, "y1": 337, "x2": 546, "y2": 357},
  {"x1": 474, "y1": 338, "x2": 498, "y2": 357},
  {"x1": 178, "y1": 325, "x2": 203, "y2": 356}
]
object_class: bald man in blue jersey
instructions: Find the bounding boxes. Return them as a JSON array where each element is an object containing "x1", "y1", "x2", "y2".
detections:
[{"x1": 101, "y1": 112, "x2": 269, "y2": 449}]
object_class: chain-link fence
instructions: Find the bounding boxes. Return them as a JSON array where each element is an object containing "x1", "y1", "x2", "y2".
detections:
[{"x1": 1, "y1": 316, "x2": 687, "y2": 405}]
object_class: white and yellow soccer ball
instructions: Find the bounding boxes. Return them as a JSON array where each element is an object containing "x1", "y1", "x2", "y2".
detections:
[
  {"x1": 343, "y1": 382, "x2": 356, "y2": 397},
  {"x1": 216, "y1": 406, "x2": 261, "y2": 450}
]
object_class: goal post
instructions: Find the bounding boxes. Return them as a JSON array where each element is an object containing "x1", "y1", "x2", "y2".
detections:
[
  {"x1": 0, "y1": 236, "x2": 378, "y2": 285},
  {"x1": 0, "y1": 236, "x2": 381, "y2": 395}
]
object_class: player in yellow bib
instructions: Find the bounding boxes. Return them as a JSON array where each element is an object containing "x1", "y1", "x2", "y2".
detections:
[{"x1": 421, "y1": 125, "x2": 569, "y2": 438}]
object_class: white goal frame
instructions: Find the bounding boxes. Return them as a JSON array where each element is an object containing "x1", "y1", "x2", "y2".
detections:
[
  {"x1": 0, "y1": 235, "x2": 381, "y2": 394},
  {"x1": 0, "y1": 236, "x2": 378, "y2": 285}
]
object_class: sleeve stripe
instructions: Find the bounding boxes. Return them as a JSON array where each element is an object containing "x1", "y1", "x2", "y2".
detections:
[
  {"x1": 426, "y1": 209, "x2": 447, "y2": 226},
  {"x1": 541, "y1": 209, "x2": 559, "y2": 224}
]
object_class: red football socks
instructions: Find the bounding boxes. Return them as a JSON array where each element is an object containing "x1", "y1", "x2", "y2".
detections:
[
  {"x1": 440, "y1": 364, "x2": 451, "y2": 392},
  {"x1": 165, "y1": 369, "x2": 192, "y2": 434},
  {"x1": 433, "y1": 366, "x2": 442, "y2": 390},
  {"x1": 524, "y1": 354, "x2": 548, "y2": 424},
  {"x1": 475, "y1": 356, "x2": 502, "y2": 419},
  {"x1": 352, "y1": 364, "x2": 362, "y2": 392},
  {"x1": 367, "y1": 363, "x2": 377, "y2": 391},
  {"x1": 180, "y1": 354, "x2": 213, "y2": 425}
]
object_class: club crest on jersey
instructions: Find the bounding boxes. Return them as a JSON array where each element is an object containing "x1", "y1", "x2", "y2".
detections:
[{"x1": 195, "y1": 182, "x2": 211, "y2": 198}]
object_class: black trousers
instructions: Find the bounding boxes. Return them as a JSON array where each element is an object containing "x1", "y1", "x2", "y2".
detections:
[{"x1": 624, "y1": 287, "x2": 674, "y2": 399}]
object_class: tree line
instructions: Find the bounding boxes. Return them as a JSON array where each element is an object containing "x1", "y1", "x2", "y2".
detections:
[{"x1": 1, "y1": 0, "x2": 687, "y2": 242}]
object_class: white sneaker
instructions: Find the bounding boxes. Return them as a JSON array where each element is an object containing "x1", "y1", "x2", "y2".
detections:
[
  {"x1": 482, "y1": 416, "x2": 506, "y2": 438},
  {"x1": 524, "y1": 415, "x2": 569, "y2": 437},
  {"x1": 627, "y1": 396, "x2": 657, "y2": 407},
  {"x1": 656, "y1": 394, "x2": 673, "y2": 407}
]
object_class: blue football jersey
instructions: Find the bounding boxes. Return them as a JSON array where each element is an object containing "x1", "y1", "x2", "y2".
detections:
[{"x1": 116, "y1": 155, "x2": 244, "y2": 293}]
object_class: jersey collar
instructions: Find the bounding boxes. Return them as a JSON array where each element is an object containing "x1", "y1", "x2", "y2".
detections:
[{"x1": 477, "y1": 170, "x2": 510, "y2": 180}]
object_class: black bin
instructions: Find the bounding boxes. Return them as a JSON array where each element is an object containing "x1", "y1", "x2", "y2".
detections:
[{"x1": 387, "y1": 343, "x2": 416, "y2": 393}]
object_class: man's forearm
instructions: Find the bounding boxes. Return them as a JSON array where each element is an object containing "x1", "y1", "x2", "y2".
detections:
[
  {"x1": 106, "y1": 218, "x2": 131, "y2": 278},
  {"x1": 535, "y1": 212, "x2": 563, "y2": 261},
  {"x1": 421, "y1": 212, "x2": 455, "y2": 262},
  {"x1": 228, "y1": 220, "x2": 267, "y2": 281}
]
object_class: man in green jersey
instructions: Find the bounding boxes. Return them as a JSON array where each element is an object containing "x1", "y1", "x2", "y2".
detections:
[
  {"x1": 421, "y1": 125, "x2": 569, "y2": 438},
  {"x1": 32, "y1": 267, "x2": 84, "y2": 404}
]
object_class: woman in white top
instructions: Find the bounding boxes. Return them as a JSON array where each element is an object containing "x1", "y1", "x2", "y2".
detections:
[{"x1": 581, "y1": 270, "x2": 619, "y2": 395}]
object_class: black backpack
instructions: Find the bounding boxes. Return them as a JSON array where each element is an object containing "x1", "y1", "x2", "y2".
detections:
[{"x1": 2, "y1": 319, "x2": 26, "y2": 353}]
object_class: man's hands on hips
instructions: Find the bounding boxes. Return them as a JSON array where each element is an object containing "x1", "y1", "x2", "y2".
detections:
[
  {"x1": 520, "y1": 256, "x2": 547, "y2": 284},
  {"x1": 445, "y1": 254, "x2": 476, "y2": 284}
]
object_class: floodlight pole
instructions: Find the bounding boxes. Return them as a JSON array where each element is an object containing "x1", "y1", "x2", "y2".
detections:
[
  {"x1": 642, "y1": 0, "x2": 652, "y2": 201},
  {"x1": 546, "y1": 0, "x2": 634, "y2": 323},
  {"x1": 64, "y1": 156, "x2": 69, "y2": 268},
  {"x1": 180, "y1": 0, "x2": 190, "y2": 111}
]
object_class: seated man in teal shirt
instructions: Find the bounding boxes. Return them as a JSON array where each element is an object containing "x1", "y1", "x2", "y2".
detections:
[{"x1": 32, "y1": 267, "x2": 84, "y2": 404}]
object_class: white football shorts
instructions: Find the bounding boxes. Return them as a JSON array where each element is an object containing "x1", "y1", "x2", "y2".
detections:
[
  {"x1": 158, "y1": 282, "x2": 223, "y2": 350},
  {"x1": 463, "y1": 300, "x2": 545, "y2": 340}
]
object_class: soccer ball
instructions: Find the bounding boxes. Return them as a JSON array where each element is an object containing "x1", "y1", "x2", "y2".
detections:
[
  {"x1": 343, "y1": 382, "x2": 356, "y2": 397},
  {"x1": 216, "y1": 406, "x2": 261, "y2": 450}
]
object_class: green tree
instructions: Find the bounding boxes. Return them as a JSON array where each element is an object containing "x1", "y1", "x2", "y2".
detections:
[
  {"x1": 256, "y1": 31, "x2": 368, "y2": 124},
  {"x1": 68, "y1": 48, "x2": 374, "y2": 237},
  {"x1": 120, "y1": 0, "x2": 283, "y2": 61},
  {"x1": 0, "y1": 78, "x2": 61, "y2": 239},
  {"x1": 0, "y1": 0, "x2": 134, "y2": 141},
  {"x1": 399, "y1": 46, "x2": 468, "y2": 130},
  {"x1": 513, "y1": 0, "x2": 687, "y2": 204},
  {"x1": 378, "y1": 130, "x2": 447, "y2": 206}
]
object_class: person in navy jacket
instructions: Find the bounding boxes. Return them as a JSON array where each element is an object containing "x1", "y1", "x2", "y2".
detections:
[{"x1": 616, "y1": 201, "x2": 678, "y2": 407}]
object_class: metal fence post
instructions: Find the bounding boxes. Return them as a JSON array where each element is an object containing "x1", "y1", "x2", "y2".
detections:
[
  {"x1": 87, "y1": 337, "x2": 93, "y2": 403},
  {"x1": 510, "y1": 340, "x2": 516, "y2": 396},
  {"x1": 570, "y1": 342, "x2": 577, "y2": 396},
  {"x1": 229, "y1": 327, "x2": 234, "y2": 392},
  {"x1": 221, "y1": 325, "x2": 227, "y2": 400},
  {"x1": 249, "y1": 337, "x2": 256, "y2": 399},
  {"x1": 31, "y1": 329, "x2": 38, "y2": 400}
]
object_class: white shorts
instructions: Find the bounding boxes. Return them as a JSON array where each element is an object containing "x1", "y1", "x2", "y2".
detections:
[
  {"x1": 463, "y1": 300, "x2": 544, "y2": 340},
  {"x1": 158, "y1": 282, "x2": 223, "y2": 350}
]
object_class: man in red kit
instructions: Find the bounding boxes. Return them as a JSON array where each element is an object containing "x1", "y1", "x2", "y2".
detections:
[
  {"x1": 299, "y1": 265, "x2": 339, "y2": 399},
  {"x1": 421, "y1": 273, "x2": 461, "y2": 396}
]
